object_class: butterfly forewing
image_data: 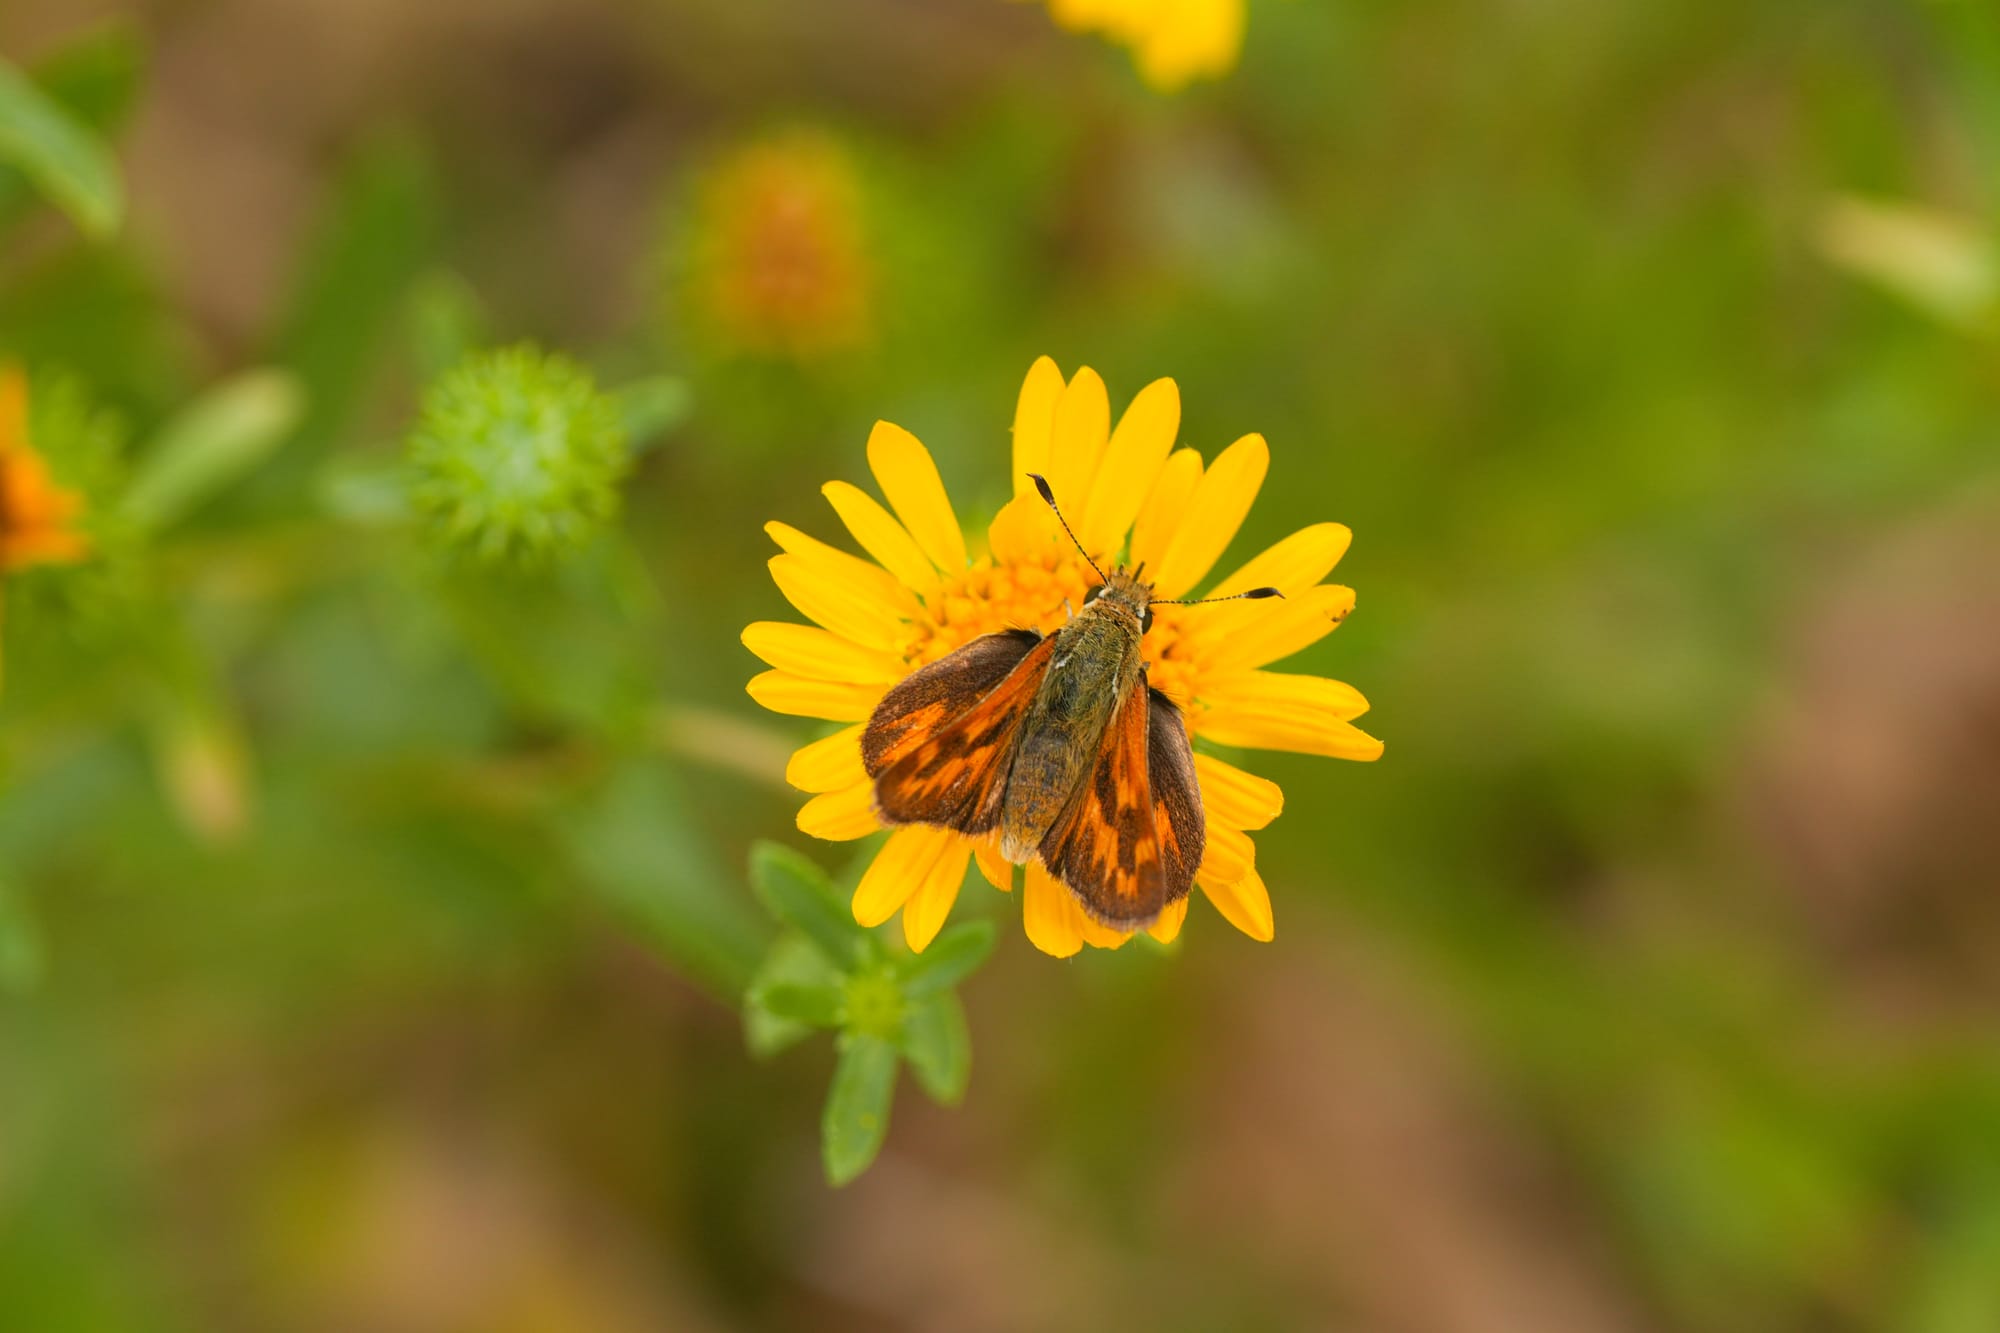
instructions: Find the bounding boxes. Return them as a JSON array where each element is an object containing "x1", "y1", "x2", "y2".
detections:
[
  {"x1": 1039, "y1": 680, "x2": 1171, "y2": 928},
  {"x1": 864, "y1": 629, "x2": 1055, "y2": 833}
]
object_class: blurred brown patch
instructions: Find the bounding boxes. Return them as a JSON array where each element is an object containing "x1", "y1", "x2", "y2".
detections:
[
  {"x1": 1169, "y1": 931, "x2": 1655, "y2": 1333},
  {"x1": 1747, "y1": 493, "x2": 2000, "y2": 1010}
]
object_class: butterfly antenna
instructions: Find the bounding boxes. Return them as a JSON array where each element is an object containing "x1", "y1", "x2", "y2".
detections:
[
  {"x1": 1151, "y1": 587, "x2": 1286, "y2": 606},
  {"x1": 1027, "y1": 473, "x2": 1108, "y2": 585}
]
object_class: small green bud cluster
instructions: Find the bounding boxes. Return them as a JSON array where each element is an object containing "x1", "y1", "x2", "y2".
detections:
[
  {"x1": 406, "y1": 345, "x2": 629, "y2": 563},
  {"x1": 743, "y1": 842, "x2": 995, "y2": 1186}
]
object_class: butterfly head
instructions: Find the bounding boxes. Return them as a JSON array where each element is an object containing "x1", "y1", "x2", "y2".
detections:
[{"x1": 1081, "y1": 569, "x2": 1156, "y2": 631}]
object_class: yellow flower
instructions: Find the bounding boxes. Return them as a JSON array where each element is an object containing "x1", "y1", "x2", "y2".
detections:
[
  {"x1": 687, "y1": 130, "x2": 873, "y2": 360},
  {"x1": 0, "y1": 366, "x2": 91, "y2": 574},
  {"x1": 1042, "y1": 0, "x2": 1246, "y2": 91},
  {"x1": 744, "y1": 357, "x2": 1381, "y2": 958}
]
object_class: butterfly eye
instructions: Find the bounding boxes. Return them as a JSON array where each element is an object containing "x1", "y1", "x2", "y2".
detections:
[
  {"x1": 1083, "y1": 585, "x2": 1105, "y2": 605},
  {"x1": 1141, "y1": 606, "x2": 1155, "y2": 634}
]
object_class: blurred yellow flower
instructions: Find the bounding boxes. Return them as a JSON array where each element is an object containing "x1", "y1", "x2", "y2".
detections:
[
  {"x1": 744, "y1": 357, "x2": 1380, "y2": 958},
  {"x1": 1043, "y1": 0, "x2": 1246, "y2": 91},
  {"x1": 0, "y1": 366, "x2": 90, "y2": 574},
  {"x1": 687, "y1": 131, "x2": 873, "y2": 360}
]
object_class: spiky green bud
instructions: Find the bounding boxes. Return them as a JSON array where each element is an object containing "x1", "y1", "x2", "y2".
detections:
[{"x1": 406, "y1": 345, "x2": 629, "y2": 563}]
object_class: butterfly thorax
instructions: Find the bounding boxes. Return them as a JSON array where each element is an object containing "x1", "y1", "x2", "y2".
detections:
[{"x1": 995, "y1": 569, "x2": 1151, "y2": 861}]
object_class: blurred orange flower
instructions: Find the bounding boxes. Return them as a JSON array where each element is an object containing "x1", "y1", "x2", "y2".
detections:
[
  {"x1": 0, "y1": 366, "x2": 90, "y2": 574},
  {"x1": 1043, "y1": 0, "x2": 1246, "y2": 91},
  {"x1": 689, "y1": 131, "x2": 873, "y2": 360}
]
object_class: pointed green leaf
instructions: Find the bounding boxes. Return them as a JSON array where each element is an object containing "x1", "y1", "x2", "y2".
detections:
[
  {"x1": 823, "y1": 1032, "x2": 898, "y2": 1186},
  {"x1": 900, "y1": 991, "x2": 971, "y2": 1106},
  {"x1": 0, "y1": 880, "x2": 44, "y2": 993},
  {"x1": 0, "y1": 57, "x2": 123, "y2": 236},
  {"x1": 0, "y1": 22, "x2": 142, "y2": 233},
  {"x1": 752, "y1": 982, "x2": 844, "y2": 1028},
  {"x1": 744, "y1": 933, "x2": 839, "y2": 1059},
  {"x1": 407, "y1": 271, "x2": 489, "y2": 380},
  {"x1": 123, "y1": 371, "x2": 306, "y2": 531},
  {"x1": 567, "y1": 760, "x2": 768, "y2": 1000},
  {"x1": 617, "y1": 376, "x2": 691, "y2": 452},
  {"x1": 895, "y1": 919, "x2": 995, "y2": 999},
  {"x1": 317, "y1": 459, "x2": 413, "y2": 526},
  {"x1": 751, "y1": 841, "x2": 867, "y2": 969}
]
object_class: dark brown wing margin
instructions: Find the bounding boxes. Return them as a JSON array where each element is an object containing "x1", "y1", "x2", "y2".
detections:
[{"x1": 1147, "y1": 688, "x2": 1204, "y2": 904}]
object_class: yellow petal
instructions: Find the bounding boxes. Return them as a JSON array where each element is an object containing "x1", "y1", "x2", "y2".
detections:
[
  {"x1": 1151, "y1": 433, "x2": 1270, "y2": 599},
  {"x1": 1022, "y1": 861, "x2": 1084, "y2": 958},
  {"x1": 1042, "y1": 366, "x2": 1109, "y2": 520},
  {"x1": 902, "y1": 840, "x2": 971, "y2": 952},
  {"x1": 765, "y1": 521, "x2": 917, "y2": 614},
  {"x1": 822, "y1": 481, "x2": 938, "y2": 591},
  {"x1": 1012, "y1": 355, "x2": 1065, "y2": 499},
  {"x1": 974, "y1": 838, "x2": 1015, "y2": 891},
  {"x1": 1201, "y1": 865, "x2": 1274, "y2": 942},
  {"x1": 1079, "y1": 913, "x2": 1132, "y2": 950},
  {"x1": 768, "y1": 554, "x2": 909, "y2": 653},
  {"x1": 1127, "y1": 448, "x2": 1202, "y2": 578},
  {"x1": 1195, "y1": 673, "x2": 1383, "y2": 760},
  {"x1": 853, "y1": 825, "x2": 957, "y2": 927},
  {"x1": 1132, "y1": 0, "x2": 1244, "y2": 91},
  {"x1": 1185, "y1": 584, "x2": 1356, "y2": 673},
  {"x1": 785, "y1": 725, "x2": 867, "y2": 793},
  {"x1": 867, "y1": 422, "x2": 967, "y2": 571},
  {"x1": 986, "y1": 491, "x2": 1061, "y2": 566},
  {"x1": 1209, "y1": 523, "x2": 1352, "y2": 598},
  {"x1": 742, "y1": 622, "x2": 906, "y2": 684},
  {"x1": 1079, "y1": 377, "x2": 1179, "y2": 558},
  {"x1": 796, "y1": 780, "x2": 881, "y2": 841},
  {"x1": 747, "y1": 670, "x2": 885, "y2": 722},
  {"x1": 1147, "y1": 897, "x2": 1188, "y2": 944},
  {"x1": 1202, "y1": 822, "x2": 1256, "y2": 886},
  {"x1": 1192, "y1": 754, "x2": 1283, "y2": 832}
]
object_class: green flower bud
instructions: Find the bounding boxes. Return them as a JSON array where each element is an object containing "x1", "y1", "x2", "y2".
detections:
[{"x1": 406, "y1": 345, "x2": 629, "y2": 563}]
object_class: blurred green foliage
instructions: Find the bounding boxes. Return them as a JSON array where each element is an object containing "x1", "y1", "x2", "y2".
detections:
[{"x1": 1, "y1": 1, "x2": 1999, "y2": 1330}]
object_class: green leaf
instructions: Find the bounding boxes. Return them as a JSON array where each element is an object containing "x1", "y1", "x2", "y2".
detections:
[
  {"x1": 316, "y1": 459, "x2": 413, "y2": 526},
  {"x1": 248, "y1": 139, "x2": 438, "y2": 507},
  {"x1": 900, "y1": 991, "x2": 971, "y2": 1106},
  {"x1": 750, "y1": 841, "x2": 867, "y2": 969},
  {"x1": 407, "y1": 271, "x2": 489, "y2": 381},
  {"x1": 895, "y1": 919, "x2": 995, "y2": 999},
  {"x1": 565, "y1": 760, "x2": 769, "y2": 999},
  {"x1": 123, "y1": 371, "x2": 306, "y2": 531},
  {"x1": 0, "y1": 56, "x2": 123, "y2": 236},
  {"x1": 616, "y1": 376, "x2": 692, "y2": 452},
  {"x1": 744, "y1": 932, "x2": 840, "y2": 1059},
  {"x1": 823, "y1": 1033, "x2": 898, "y2": 1186},
  {"x1": 0, "y1": 880, "x2": 44, "y2": 993},
  {"x1": 751, "y1": 982, "x2": 844, "y2": 1028},
  {"x1": 0, "y1": 22, "x2": 142, "y2": 233}
]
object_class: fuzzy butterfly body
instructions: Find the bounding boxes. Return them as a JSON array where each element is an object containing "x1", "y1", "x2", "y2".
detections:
[{"x1": 862, "y1": 568, "x2": 1203, "y2": 929}]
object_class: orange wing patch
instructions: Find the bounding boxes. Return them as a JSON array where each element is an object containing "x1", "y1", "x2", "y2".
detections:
[
  {"x1": 1038, "y1": 680, "x2": 1169, "y2": 929},
  {"x1": 866, "y1": 630, "x2": 1055, "y2": 835}
]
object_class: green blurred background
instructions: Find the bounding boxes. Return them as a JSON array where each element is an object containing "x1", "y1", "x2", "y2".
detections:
[{"x1": 5, "y1": 1, "x2": 2000, "y2": 1329}]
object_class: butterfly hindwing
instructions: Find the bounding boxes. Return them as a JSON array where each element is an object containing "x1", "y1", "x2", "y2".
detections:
[
  {"x1": 864, "y1": 628, "x2": 1055, "y2": 834},
  {"x1": 1147, "y1": 689, "x2": 1204, "y2": 904},
  {"x1": 1039, "y1": 677, "x2": 1169, "y2": 929}
]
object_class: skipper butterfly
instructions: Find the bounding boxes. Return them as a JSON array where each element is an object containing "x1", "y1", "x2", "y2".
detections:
[{"x1": 861, "y1": 474, "x2": 1281, "y2": 931}]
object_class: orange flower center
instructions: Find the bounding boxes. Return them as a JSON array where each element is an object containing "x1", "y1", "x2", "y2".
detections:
[{"x1": 900, "y1": 552, "x2": 1207, "y2": 710}]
